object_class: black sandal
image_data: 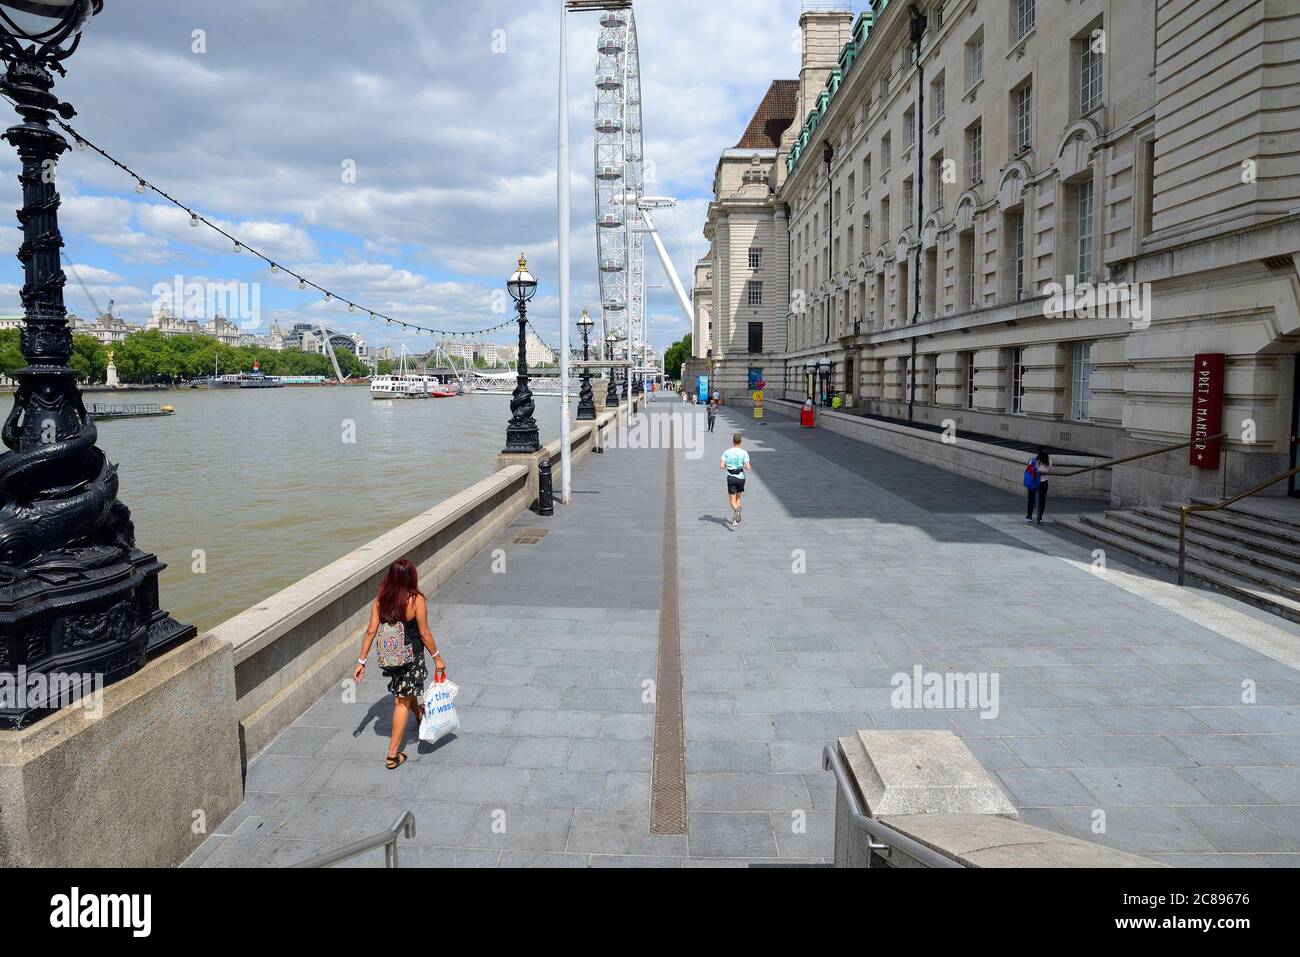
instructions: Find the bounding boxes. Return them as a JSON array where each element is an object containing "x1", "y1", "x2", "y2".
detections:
[{"x1": 385, "y1": 752, "x2": 407, "y2": 770}]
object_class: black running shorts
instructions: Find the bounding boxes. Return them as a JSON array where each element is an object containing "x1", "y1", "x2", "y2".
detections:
[{"x1": 727, "y1": 474, "x2": 745, "y2": 494}]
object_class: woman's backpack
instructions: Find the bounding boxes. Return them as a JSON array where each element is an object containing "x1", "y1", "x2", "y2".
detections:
[
  {"x1": 1023, "y1": 460, "x2": 1040, "y2": 490},
  {"x1": 376, "y1": 620, "x2": 415, "y2": 668}
]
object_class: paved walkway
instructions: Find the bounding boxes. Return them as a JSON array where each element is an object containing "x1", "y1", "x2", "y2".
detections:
[{"x1": 188, "y1": 405, "x2": 1300, "y2": 867}]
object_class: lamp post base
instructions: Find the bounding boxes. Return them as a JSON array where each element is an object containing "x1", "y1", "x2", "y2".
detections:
[
  {"x1": 0, "y1": 545, "x2": 196, "y2": 730},
  {"x1": 503, "y1": 423, "x2": 541, "y2": 455}
]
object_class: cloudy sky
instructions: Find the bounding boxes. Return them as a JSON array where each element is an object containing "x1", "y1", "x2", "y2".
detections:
[{"x1": 0, "y1": 0, "x2": 822, "y2": 352}]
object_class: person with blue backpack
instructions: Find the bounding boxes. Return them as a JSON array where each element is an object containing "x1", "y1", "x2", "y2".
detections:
[{"x1": 1024, "y1": 447, "x2": 1051, "y2": 523}]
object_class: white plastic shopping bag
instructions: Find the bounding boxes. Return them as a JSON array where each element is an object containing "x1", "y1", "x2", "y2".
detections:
[{"x1": 419, "y1": 671, "x2": 460, "y2": 744}]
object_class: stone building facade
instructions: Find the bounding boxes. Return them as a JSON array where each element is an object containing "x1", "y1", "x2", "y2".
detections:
[
  {"x1": 760, "y1": 0, "x2": 1300, "y2": 505},
  {"x1": 694, "y1": 79, "x2": 801, "y2": 400}
]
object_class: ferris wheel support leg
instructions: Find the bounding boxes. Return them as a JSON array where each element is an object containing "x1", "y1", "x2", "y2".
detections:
[{"x1": 641, "y1": 209, "x2": 694, "y2": 325}]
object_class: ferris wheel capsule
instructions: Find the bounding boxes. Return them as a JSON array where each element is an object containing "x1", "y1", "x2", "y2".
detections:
[{"x1": 599, "y1": 12, "x2": 626, "y2": 28}]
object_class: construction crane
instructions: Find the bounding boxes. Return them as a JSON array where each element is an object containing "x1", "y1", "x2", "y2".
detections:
[{"x1": 67, "y1": 261, "x2": 112, "y2": 321}]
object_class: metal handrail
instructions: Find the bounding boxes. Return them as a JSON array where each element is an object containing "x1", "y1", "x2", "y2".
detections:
[
  {"x1": 1052, "y1": 432, "x2": 1228, "y2": 478},
  {"x1": 822, "y1": 745, "x2": 965, "y2": 869},
  {"x1": 1176, "y1": 465, "x2": 1300, "y2": 586},
  {"x1": 293, "y1": 809, "x2": 416, "y2": 869}
]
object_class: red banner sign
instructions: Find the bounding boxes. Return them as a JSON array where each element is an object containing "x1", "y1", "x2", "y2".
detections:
[{"x1": 1190, "y1": 353, "x2": 1225, "y2": 469}]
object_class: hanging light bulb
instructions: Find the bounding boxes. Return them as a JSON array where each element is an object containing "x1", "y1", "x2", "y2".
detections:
[
  {"x1": 234, "y1": 242, "x2": 242, "y2": 254},
  {"x1": 75, "y1": 139, "x2": 87, "y2": 151},
  {"x1": 135, "y1": 180, "x2": 146, "y2": 194},
  {"x1": 348, "y1": 303, "x2": 355, "y2": 313},
  {"x1": 299, "y1": 279, "x2": 306, "y2": 290},
  {"x1": 324, "y1": 292, "x2": 331, "y2": 302},
  {"x1": 190, "y1": 214, "x2": 200, "y2": 227},
  {"x1": 270, "y1": 263, "x2": 279, "y2": 274}
]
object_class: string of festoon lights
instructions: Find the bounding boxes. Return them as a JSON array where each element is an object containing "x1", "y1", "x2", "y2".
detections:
[{"x1": 31, "y1": 103, "x2": 566, "y2": 348}]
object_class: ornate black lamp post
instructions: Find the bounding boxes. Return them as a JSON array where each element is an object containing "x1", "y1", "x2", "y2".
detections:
[
  {"x1": 0, "y1": 0, "x2": 194, "y2": 729},
  {"x1": 503, "y1": 253, "x2": 540, "y2": 453},
  {"x1": 604, "y1": 331, "x2": 620, "y2": 408},
  {"x1": 606, "y1": 332, "x2": 625, "y2": 404},
  {"x1": 575, "y1": 307, "x2": 596, "y2": 421}
]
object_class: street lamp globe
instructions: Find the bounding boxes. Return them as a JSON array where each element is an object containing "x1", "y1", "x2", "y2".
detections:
[
  {"x1": 0, "y1": 0, "x2": 100, "y2": 56},
  {"x1": 576, "y1": 307, "x2": 594, "y2": 335},
  {"x1": 507, "y1": 253, "x2": 538, "y2": 303}
]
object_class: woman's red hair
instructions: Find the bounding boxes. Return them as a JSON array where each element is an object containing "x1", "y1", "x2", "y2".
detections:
[{"x1": 377, "y1": 558, "x2": 422, "y2": 623}]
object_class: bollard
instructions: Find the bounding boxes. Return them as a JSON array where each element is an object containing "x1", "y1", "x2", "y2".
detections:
[{"x1": 535, "y1": 458, "x2": 555, "y2": 516}]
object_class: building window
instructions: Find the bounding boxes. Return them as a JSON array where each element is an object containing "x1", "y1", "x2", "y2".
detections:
[
  {"x1": 1014, "y1": 0, "x2": 1036, "y2": 41},
  {"x1": 1071, "y1": 342, "x2": 1092, "y2": 420},
  {"x1": 882, "y1": 133, "x2": 892, "y2": 171},
  {"x1": 1138, "y1": 137, "x2": 1156, "y2": 239},
  {"x1": 747, "y1": 280, "x2": 764, "y2": 307},
  {"x1": 1079, "y1": 32, "x2": 1103, "y2": 114},
  {"x1": 749, "y1": 248, "x2": 763, "y2": 270},
  {"x1": 967, "y1": 120, "x2": 983, "y2": 184},
  {"x1": 880, "y1": 71, "x2": 891, "y2": 100},
  {"x1": 1077, "y1": 180, "x2": 1094, "y2": 282},
  {"x1": 931, "y1": 73, "x2": 945, "y2": 123},
  {"x1": 748, "y1": 322, "x2": 763, "y2": 354},
  {"x1": 966, "y1": 30, "x2": 984, "y2": 88},
  {"x1": 861, "y1": 155, "x2": 872, "y2": 192},
  {"x1": 904, "y1": 107, "x2": 916, "y2": 148},
  {"x1": 1011, "y1": 346, "x2": 1025, "y2": 414},
  {"x1": 966, "y1": 352, "x2": 977, "y2": 409},
  {"x1": 1013, "y1": 82, "x2": 1033, "y2": 153},
  {"x1": 959, "y1": 229, "x2": 976, "y2": 308},
  {"x1": 1012, "y1": 212, "x2": 1025, "y2": 298},
  {"x1": 881, "y1": 197, "x2": 891, "y2": 242},
  {"x1": 931, "y1": 153, "x2": 944, "y2": 211},
  {"x1": 903, "y1": 177, "x2": 914, "y2": 219}
]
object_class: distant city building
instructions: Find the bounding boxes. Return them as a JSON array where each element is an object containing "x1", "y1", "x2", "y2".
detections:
[
  {"x1": 70, "y1": 312, "x2": 144, "y2": 344},
  {"x1": 437, "y1": 338, "x2": 502, "y2": 366}
]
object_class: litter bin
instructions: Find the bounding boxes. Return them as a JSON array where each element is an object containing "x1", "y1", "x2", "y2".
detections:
[{"x1": 800, "y1": 400, "x2": 815, "y2": 428}]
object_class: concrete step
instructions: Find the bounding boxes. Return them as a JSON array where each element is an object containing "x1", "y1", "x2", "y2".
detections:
[
  {"x1": 1187, "y1": 498, "x2": 1300, "y2": 538},
  {"x1": 1057, "y1": 517, "x2": 1300, "y2": 625},
  {"x1": 1144, "y1": 506, "x2": 1300, "y2": 563},
  {"x1": 1077, "y1": 514, "x2": 1300, "y2": 604},
  {"x1": 1121, "y1": 508, "x2": 1300, "y2": 574}
]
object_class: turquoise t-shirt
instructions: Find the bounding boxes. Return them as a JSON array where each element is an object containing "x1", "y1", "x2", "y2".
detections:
[{"x1": 722, "y1": 448, "x2": 750, "y2": 476}]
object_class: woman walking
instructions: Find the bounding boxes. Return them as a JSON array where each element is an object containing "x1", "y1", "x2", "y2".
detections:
[
  {"x1": 1024, "y1": 447, "x2": 1051, "y2": 524},
  {"x1": 354, "y1": 558, "x2": 446, "y2": 769}
]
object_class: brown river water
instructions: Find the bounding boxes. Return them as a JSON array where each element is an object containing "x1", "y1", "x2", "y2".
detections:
[{"x1": 94, "y1": 386, "x2": 561, "y2": 632}]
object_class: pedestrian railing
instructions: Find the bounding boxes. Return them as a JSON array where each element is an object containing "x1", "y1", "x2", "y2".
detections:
[
  {"x1": 1051, "y1": 432, "x2": 1228, "y2": 479},
  {"x1": 292, "y1": 809, "x2": 416, "y2": 869},
  {"x1": 1176, "y1": 466, "x2": 1300, "y2": 586},
  {"x1": 821, "y1": 745, "x2": 964, "y2": 869}
]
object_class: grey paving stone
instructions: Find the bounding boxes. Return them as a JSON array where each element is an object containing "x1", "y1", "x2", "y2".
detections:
[
  {"x1": 244, "y1": 755, "x2": 324, "y2": 794},
  {"x1": 1054, "y1": 806, "x2": 1218, "y2": 854},
  {"x1": 770, "y1": 810, "x2": 835, "y2": 859},
  {"x1": 686, "y1": 741, "x2": 770, "y2": 774},
  {"x1": 1166, "y1": 734, "x2": 1291, "y2": 767},
  {"x1": 687, "y1": 772, "x2": 811, "y2": 813},
  {"x1": 567, "y1": 809, "x2": 686, "y2": 857},
  {"x1": 598, "y1": 713, "x2": 654, "y2": 740},
  {"x1": 1236, "y1": 767, "x2": 1300, "y2": 803},
  {"x1": 417, "y1": 765, "x2": 531, "y2": 805},
  {"x1": 507, "y1": 709, "x2": 603, "y2": 738},
  {"x1": 567, "y1": 737, "x2": 652, "y2": 772},
  {"x1": 1073, "y1": 767, "x2": 1212, "y2": 806},
  {"x1": 1174, "y1": 767, "x2": 1280, "y2": 805},
  {"x1": 995, "y1": 769, "x2": 1096, "y2": 808},
  {"x1": 460, "y1": 805, "x2": 573, "y2": 852},
  {"x1": 687, "y1": 812, "x2": 779, "y2": 859},
  {"x1": 506, "y1": 736, "x2": 572, "y2": 769},
  {"x1": 1177, "y1": 805, "x2": 1298, "y2": 853},
  {"x1": 1001, "y1": 736, "x2": 1084, "y2": 769},
  {"x1": 1058, "y1": 734, "x2": 1198, "y2": 768}
]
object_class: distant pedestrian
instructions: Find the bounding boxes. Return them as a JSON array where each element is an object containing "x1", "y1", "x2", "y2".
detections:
[
  {"x1": 681, "y1": 389, "x2": 688, "y2": 405},
  {"x1": 354, "y1": 558, "x2": 446, "y2": 769},
  {"x1": 721, "y1": 431, "x2": 752, "y2": 527},
  {"x1": 1024, "y1": 447, "x2": 1051, "y2": 524},
  {"x1": 706, "y1": 396, "x2": 718, "y2": 432}
]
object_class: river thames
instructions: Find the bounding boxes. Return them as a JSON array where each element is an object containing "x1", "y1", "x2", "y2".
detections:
[{"x1": 94, "y1": 386, "x2": 562, "y2": 631}]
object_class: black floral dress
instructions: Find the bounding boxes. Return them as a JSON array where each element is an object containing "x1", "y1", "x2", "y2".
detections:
[{"x1": 381, "y1": 618, "x2": 427, "y2": 699}]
